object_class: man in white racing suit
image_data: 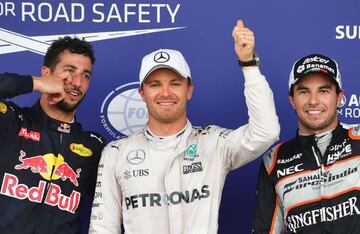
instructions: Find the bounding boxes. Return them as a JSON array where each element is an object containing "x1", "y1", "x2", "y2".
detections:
[{"x1": 89, "y1": 20, "x2": 280, "y2": 234}]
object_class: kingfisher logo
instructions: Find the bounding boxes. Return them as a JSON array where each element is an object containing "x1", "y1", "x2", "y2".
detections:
[
  {"x1": 100, "y1": 82, "x2": 148, "y2": 139},
  {"x1": 338, "y1": 93, "x2": 360, "y2": 121}
]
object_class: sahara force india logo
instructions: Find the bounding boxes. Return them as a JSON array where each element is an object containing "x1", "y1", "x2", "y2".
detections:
[{"x1": 0, "y1": 150, "x2": 82, "y2": 213}]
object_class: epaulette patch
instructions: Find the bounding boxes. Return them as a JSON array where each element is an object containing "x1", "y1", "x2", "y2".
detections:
[{"x1": 0, "y1": 102, "x2": 7, "y2": 113}]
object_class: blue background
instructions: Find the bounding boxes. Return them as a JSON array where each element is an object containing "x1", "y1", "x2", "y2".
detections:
[{"x1": 0, "y1": 0, "x2": 359, "y2": 233}]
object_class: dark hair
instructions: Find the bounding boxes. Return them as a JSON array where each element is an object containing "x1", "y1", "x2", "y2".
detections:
[{"x1": 43, "y1": 36, "x2": 95, "y2": 71}]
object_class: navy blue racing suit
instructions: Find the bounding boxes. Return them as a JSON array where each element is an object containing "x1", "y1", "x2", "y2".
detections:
[{"x1": 0, "y1": 73, "x2": 104, "y2": 234}]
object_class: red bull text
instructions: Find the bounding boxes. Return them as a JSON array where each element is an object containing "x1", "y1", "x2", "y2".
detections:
[{"x1": 1, "y1": 173, "x2": 80, "y2": 213}]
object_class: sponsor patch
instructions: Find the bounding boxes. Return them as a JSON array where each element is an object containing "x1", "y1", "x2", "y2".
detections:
[
  {"x1": 70, "y1": 143, "x2": 93, "y2": 157},
  {"x1": 183, "y1": 162, "x2": 203, "y2": 174},
  {"x1": 18, "y1": 127, "x2": 41, "y2": 141},
  {"x1": 0, "y1": 102, "x2": 7, "y2": 113}
]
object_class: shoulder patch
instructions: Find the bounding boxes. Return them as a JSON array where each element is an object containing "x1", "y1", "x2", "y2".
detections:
[
  {"x1": 263, "y1": 142, "x2": 284, "y2": 175},
  {"x1": 349, "y1": 125, "x2": 360, "y2": 140},
  {"x1": 0, "y1": 102, "x2": 7, "y2": 113}
]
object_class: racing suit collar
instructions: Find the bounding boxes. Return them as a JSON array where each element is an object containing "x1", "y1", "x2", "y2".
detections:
[
  {"x1": 296, "y1": 122, "x2": 345, "y2": 148},
  {"x1": 143, "y1": 120, "x2": 192, "y2": 153},
  {"x1": 31, "y1": 101, "x2": 81, "y2": 134}
]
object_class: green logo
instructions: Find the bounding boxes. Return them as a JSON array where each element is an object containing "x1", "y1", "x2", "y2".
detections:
[{"x1": 186, "y1": 144, "x2": 197, "y2": 158}]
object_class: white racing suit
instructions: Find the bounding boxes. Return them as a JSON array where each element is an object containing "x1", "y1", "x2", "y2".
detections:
[{"x1": 89, "y1": 67, "x2": 280, "y2": 234}]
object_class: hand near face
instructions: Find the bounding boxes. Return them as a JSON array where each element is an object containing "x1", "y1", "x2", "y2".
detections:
[
  {"x1": 232, "y1": 20, "x2": 255, "y2": 62},
  {"x1": 33, "y1": 72, "x2": 69, "y2": 104}
]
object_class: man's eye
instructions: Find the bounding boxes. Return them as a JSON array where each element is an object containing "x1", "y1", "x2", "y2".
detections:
[{"x1": 320, "y1": 89, "x2": 329, "y2": 94}]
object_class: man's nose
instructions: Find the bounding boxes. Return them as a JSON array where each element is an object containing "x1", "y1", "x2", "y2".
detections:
[
  {"x1": 67, "y1": 73, "x2": 81, "y2": 87},
  {"x1": 161, "y1": 85, "x2": 170, "y2": 96},
  {"x1": 308, "y1": 93, "x2": 319, "y2": 105}
]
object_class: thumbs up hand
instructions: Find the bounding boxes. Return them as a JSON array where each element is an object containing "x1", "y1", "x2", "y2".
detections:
[{"x1": 232, "y1": 20, "x2": 255, "y2": 62}]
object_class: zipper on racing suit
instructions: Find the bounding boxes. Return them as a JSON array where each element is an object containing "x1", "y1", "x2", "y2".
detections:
[{"x1": 34, "y1": 133, "x2": 64, "y2": 234}]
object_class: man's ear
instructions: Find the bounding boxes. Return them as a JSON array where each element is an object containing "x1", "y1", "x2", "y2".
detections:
[
  {"x1": 288, "y1": 94, "x2": 296, "y2": 110},
  {"x1": 337, "y1": 90, "x2": 344, "y2": 108},
  {"x1": 41, "y1": 66, "x2": 51, "y2": 76},
  {"x1": 187, "y1": 84, "x2": 194, "y2": 101},
  {"x1": 138, "y1": 87, "x2": 145, "y2": 102}
]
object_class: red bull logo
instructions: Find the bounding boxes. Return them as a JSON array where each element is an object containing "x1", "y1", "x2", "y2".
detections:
[
  {"x1": 15, "y1": 150, "x2": 47, "y2": 173},
  {"x1": 54, "y1": 162, "x2": 81, "y2": 187},
  {"x1": 14, "y1": 150, "x2": 81, "y2": 187},
  {"x1": 57, "y1": 123, "x2": 71, "y2": 133},
  {"x1": 1, "y1": 173, "x2": 80, "y2": 213}
]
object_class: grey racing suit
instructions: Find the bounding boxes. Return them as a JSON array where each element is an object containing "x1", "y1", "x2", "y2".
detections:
[{"x1": 89, "y1": 67, "x2": 280, "y2": 234}]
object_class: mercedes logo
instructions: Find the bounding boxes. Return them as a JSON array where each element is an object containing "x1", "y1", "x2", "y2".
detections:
[
  {"x1": 127, "y1": 150, "x2": 146, "y2": 165},
  {"x1": 154, "y1": 51, "x2": 170, "y2": 63}
]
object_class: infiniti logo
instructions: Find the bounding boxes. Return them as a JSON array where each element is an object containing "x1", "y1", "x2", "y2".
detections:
[
  {"x1": 154, "y1": 51, "x2": 170, "y2": 63},
  {"x1": 127, "y1": 150, "x2": 146, "y2": 165}
]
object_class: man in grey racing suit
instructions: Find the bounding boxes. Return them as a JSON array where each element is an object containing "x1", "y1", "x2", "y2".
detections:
[{"x1": 89, "y1": 20, "x2": 280, "y2": 234}]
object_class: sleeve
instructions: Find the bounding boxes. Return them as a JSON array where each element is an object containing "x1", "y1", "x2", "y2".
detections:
[
  {"x1": 0, "y1": 73, "x2": 33, "y2": 100},
  {"x1": 252, "y1": 162, "x2": 285, "y2": 234},
  {"x1": 0, "y1": 73, "x2": 33, "y2": 143},
  {"x1": 89, "y1": 143, "x2": 122, "y2": 234},
  {"x1": 219, "y1": 67, "x2": 280, "y2": 170}
]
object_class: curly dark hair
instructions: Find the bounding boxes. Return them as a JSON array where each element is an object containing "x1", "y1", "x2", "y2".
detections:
[{"x1": 43, "y1": 36, "x2": 95, "y2": 71}]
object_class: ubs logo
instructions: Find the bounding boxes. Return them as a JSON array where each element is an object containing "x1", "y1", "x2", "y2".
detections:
[{"x1": 127, "y1": 150, "x2": 146, "y2": 165}]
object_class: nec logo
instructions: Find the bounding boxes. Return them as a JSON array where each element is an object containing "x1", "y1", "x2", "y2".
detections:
[{"x1": 277, "y1": 163, "x2": 303, "y2": 177}]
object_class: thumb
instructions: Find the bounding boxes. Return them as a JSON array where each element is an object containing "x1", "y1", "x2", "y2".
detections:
[{"x1": 237, "y1": 20, "x2": 244, "y2": 28}]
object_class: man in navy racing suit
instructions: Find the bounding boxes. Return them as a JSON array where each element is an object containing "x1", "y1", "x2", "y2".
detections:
[
  {"x1": 0, "y1": 37, "x2": 104, "y2": 234},
  {"x1": 252, "y1": 54, "x2": 360, "y2": 233}
]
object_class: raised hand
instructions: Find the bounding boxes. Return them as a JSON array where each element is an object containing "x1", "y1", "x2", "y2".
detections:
[
  {"x1": 33, "y1": 72, "x2": 69, "y2": 104},
  {"x1": 232, "y1": 20, "x2": 255, "y2": 62}
]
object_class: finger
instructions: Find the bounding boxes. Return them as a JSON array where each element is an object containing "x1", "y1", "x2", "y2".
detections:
[
  {"x1": 48, "y1": 93, "x2": 64, "y2": 105},
  {"x1": 59, "y1": 71, "x2": 71, "y2": 80},
  {"x1": 237, "y1": 20, "x2": 244, "y2": 28},
  {"x1": 232, "y1": 20, "x2": 245, "y2": 38}
]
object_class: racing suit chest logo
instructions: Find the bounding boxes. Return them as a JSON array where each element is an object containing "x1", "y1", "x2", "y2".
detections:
[
  {"x1": 70, "y1": 143, "x2": 93, "y2": 157},
  {"x1": 14, "y1": 150, "x2": 81, "y2": 186},
  {"x1": 127, "y1": 150, "x2": 146, "y2": 165},
  {"x1": 18, "y1": 127, "x2": 40, "y2": 141}
]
